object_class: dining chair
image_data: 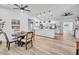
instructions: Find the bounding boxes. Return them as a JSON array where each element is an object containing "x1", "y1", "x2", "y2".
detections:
[
  {"x1": 21, "y1": 32, "x2": 33, "y2": 50},
  {"x1": 3, "y1": 32, "x2": 17, "y2": 50}
]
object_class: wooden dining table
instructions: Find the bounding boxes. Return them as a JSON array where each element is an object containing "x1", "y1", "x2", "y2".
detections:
[
  {"x1": 16, "y1": 32, "x2": 27, "y2": 37},
  {"x1": 12, "y1": 32, "x2": 27, "y2": 46}
]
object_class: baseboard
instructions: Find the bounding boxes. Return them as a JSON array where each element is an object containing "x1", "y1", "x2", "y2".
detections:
[{"x1": 35, "y1": 34, "x2": 56, "y2": 39}]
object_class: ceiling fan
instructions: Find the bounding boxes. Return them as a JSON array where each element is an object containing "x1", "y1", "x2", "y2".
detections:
[
  {"x1": 62, "y1": 12, "x2": 73, "y2": 16},
  {"x1": 13, "y1": 4, "x2": 31, "y2": 12}
]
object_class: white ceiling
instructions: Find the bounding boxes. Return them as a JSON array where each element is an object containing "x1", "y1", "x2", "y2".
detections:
[{"x1": 0, "y1": 4, "x2": 78, "y2": 17}]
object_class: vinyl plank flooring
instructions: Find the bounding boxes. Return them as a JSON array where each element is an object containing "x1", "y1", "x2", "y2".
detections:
[{"x1": 0, "y1": 35, "x2": 76, "y2": 55}]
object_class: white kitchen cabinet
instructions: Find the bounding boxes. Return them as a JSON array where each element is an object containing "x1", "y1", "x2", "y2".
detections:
[{"x1": 35, "y1": 29, "x2": 55, "y2": 38}]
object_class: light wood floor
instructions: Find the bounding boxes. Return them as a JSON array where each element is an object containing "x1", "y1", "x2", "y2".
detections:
[{"x1": 0, "y1": 35, "x2": 76, "y2": 55}]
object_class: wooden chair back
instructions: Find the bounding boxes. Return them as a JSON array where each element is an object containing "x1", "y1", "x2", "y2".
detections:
[
  {"x1": 3, "y1": 32, "x2": 9, "y2": 42},
  {"x1": 26, "y1": 32, "x2": 33, "y2": 40}
]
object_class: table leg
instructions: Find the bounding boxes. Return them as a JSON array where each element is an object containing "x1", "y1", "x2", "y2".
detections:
[{"x1": 76, "y1": 49, "x2": 79, "y2": 55}]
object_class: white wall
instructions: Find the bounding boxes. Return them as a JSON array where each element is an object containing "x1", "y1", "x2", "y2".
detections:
[
  {"x1": 0, "y1": 7, "x2": 28, "y2": 41},
  {"x1": 0, "y1": 4, "x2": 78, "y2": 41}
]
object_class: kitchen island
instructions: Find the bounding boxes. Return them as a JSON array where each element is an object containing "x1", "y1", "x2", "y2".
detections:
[{"x1": 35, "y1": 29, "x2": 56, "y2": 39}]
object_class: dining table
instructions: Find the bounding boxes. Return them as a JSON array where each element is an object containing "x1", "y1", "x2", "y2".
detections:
[{"x1": 12, "y1": 32, "x2": 27, "y2": 46}]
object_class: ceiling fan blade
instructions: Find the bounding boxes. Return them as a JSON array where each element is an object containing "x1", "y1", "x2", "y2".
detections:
[
  {"x1": 24, "y1": 9, "x2": 31, "y2": 12},
  {"x1": 14, "y1": 4, "x2": 20, "y2": 8},
  {"x1": 13, "y1": 8, "x2": 20, "y2": 9},
  {"x1": 23, "y1": 5, "x2": 28, "y2": 8}
]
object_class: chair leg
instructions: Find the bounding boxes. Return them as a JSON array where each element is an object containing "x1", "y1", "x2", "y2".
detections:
[
  {"x1": 31, "y1": 40, "x2": 33, "y2": 47},
  {"x1": 18, "y1": 41, "x2": 20, "y2": 46},
  {"x1": 21, "y1": 41, "x2": 24, "y2": 47},
  {"x1": 21, "y1": 42, "x2": 22, "y2": 47},
  {"x1": 25, "y1": 43, "x2": 27, "y2": 50},
  {"x1": 8, "y1": 43, "x2": 10, "y2": 50},
  {"x1": 76, "y1": 49, "x2": 79, "y2": 55},
  {"x1": 6, "y1": 42, "x2": 8, "y2": 47},
  {"x1": 20, "y1": 40, "x2": 22, "y2": 47}
]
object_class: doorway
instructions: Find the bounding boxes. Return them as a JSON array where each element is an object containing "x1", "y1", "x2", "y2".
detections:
[{"x1": 63, "y1": 22, "x2": 73, "y2": 40}]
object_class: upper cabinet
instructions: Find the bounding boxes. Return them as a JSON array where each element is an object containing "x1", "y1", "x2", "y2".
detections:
[{"x1": 34, "y1": 20, "x2": 56, "y2": 30}]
